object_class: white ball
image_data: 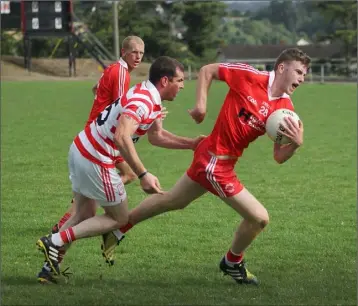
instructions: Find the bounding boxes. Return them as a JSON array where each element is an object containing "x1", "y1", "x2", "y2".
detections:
[{"x1": 265, "y1": 109, "x2": 300, "y2": 144}]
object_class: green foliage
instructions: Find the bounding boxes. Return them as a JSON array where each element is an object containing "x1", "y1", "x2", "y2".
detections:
[
  {"x1": 315, "y1": 1, "x2": 357, "y2": 75},
  {"x1": 1, "y1": 31, "x2": 23, "y2": 56},
  {"x1": 218, "y1": 18, "x2": 295, "y2": 45},
  {"x1": 181, "y1": 2, "x2": 227, "y2": 61}
]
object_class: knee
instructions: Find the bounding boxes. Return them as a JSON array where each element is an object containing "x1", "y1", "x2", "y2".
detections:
[{"x1": 256, "y1": 210, "x2": 269, "y2": 229}]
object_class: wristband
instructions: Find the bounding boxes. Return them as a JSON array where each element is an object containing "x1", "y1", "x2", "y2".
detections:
[{"x1": 138, "y1": 171, "x2": 148, "y2": 179}]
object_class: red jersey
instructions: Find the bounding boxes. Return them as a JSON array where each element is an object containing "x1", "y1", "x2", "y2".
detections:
[
  {"x1": 86, "y1": 58, "x2": 130, "y2": 127},
  {"x1": 207, "y1": 63, "x2": 294, "y2": 157}
]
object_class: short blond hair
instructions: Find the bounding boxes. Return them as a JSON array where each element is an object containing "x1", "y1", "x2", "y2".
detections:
[{"x1": 121, "y1": 36, "x2": 144, "y2": 51}]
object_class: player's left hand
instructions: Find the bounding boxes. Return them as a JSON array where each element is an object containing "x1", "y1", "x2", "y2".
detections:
[
  {"x1": 279, "y1": 117, "x2": 304, "y2": 147},
  {"x1": 161, "y1": 107, "x2": 168, "y2": 121},
  {"x1": 192, "y1": 135, "x2": 206, "y2": 150}
]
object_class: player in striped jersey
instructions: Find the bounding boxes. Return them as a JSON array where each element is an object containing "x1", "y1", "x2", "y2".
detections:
[
  {"x1": 36, "y1": 56, "x2": 205, "y2": 278},
  {"x1": 37, "y1": 36, "x2": 146, "y2": 283},
  {"x1": 106, "y1": 48, "x2": 311, "y2": 285}
]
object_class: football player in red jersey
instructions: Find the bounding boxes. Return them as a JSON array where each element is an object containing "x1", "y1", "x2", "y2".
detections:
[{"x1": 108, "y1": 48, "x2": 311, "y2": 285}]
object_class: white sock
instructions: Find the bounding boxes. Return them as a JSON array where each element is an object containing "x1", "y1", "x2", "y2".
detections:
[
  {"x1": 51, "y1": 233, "x2": 64, "y2": 247},
  {"x1": 112, "y1": 229, "x2": 124, "y2": 240}
]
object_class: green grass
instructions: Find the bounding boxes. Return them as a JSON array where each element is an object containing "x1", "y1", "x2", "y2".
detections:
[{"x1": 1, "y1": 80, "x2": 356, "y2": 305}]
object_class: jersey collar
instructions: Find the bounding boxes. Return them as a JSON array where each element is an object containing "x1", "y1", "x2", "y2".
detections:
[
  {"x1": 268, "y1": 70, "x2": 290, "y2": 100},
  {"x1": 118, "y1": 58, "x2": 128, "y2": 70},
  {"x1": 145, "y1": 80, "x2": 162, "y2": 105}
]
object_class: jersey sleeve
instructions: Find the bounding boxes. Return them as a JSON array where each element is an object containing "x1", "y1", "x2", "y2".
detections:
[
  {"x1": 110, "y1": 64, "x2": 129, "y2": 101},
  {"x1": 218, "y1": 63, "x2": 261, "y2": 90},
  {"x1": 122, "y1": 99, "x2": 151, "y2": 123}
]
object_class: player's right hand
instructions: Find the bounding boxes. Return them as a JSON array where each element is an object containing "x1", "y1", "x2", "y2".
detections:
[
  {"x1": 140, "y1": 172, "x2": 164, "y2": 194},
  {"x1": 188, "y1": 106, "x2": 206, "y2": 124}
]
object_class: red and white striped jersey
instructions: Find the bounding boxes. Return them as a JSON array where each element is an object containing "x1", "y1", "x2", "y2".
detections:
[
  {"x1": 74, "y1": 80, "x2": 162, "y2": 168},
  {"x1": 86, "y1": 58, "x2": 130, "y2": 127},
  {"x1": 206, "y1": 63, "x2": 294, "y2": 157}
]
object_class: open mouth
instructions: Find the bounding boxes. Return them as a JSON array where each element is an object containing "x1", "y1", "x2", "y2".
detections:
[{"x1": 292, "y1": 83, "x2": 299, "y2": 89}]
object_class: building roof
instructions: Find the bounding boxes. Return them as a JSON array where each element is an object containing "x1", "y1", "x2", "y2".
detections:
[{"x1": 218, "y1": 43, "x2": 354, "y2": 61}]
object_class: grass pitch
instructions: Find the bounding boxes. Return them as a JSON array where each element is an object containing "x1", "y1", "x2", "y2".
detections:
[{"x1": 1, "y1": 80, "x2": 356, "y2": 305}]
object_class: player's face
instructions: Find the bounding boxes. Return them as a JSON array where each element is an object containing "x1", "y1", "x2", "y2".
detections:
[
  {"x1": 280, "y1": 60, "x2": 307, "y2": 95},
  {"x1": 165, "y1": 68, "x2": 185, "y2": 101},
  {"x1": 122, "y1": 42, "x2": 144, "y2": 71}
]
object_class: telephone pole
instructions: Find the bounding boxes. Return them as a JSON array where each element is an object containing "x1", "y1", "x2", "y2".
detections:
[{"x1": 113, "y1": 1, "x2": 120, "y2": 59}]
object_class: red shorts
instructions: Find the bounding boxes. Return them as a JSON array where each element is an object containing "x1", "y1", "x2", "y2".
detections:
[{"x1": 186, "y1": 140, "x2": 243, "y2": 198}]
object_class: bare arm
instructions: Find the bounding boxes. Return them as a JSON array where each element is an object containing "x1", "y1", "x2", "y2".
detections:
[
  {"x1": 273, "y1": 143, "x2": 300, "y2": 164},
  {"x1": 114, "y1": 114, "x2": 163, "y2": 194},
  {"x1": 147, "y1": 119, "x2": 205, "y2": 150},
  {"x1": 188, "y1": 63, "x2": 221, "y2": 124},
  {"x1": 273, "y1": 117, "x2": 304, "y2": 164},
  {"x1": 114, "y1": 115, "x2": 145, "y2": 176}
]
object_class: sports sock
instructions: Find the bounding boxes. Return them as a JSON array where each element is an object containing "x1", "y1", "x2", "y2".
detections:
[
  {"x1": 51, "y1": 228, "x2": 76, "y2": 247},
  {"x1": 112, "y1": 229, "x2": 124, "y2": 240},
  {"x1": 225, "y1": 249, "x2": 243, "y2": 267},
  {"x1": 58, "y1": 212, "x2": 71, "y2": 229},
  {"x1": 119, "y1": 222, "x2": 133, "y2": 234}
]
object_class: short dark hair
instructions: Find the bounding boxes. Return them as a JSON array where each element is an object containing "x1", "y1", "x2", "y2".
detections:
[
  {"x1": 149, "y1": 56, "x2": 184, "y2": 85},
  {"x1": 274, "y1": 48, "x2": 311, "y2": 71}
]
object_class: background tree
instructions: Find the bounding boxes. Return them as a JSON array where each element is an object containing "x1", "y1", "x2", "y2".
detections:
[
  {"x1": 315, "y1": 1, "x2": 357, "y2": 76},
  {"x1": 181, "y1": 2, "x2": 227, "y2": 63}
]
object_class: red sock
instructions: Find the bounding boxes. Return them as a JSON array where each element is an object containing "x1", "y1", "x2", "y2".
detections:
[
  {"x1": 225, "y1": 249, "x2": 243, "y2": 264},
  {"x1": 58, "y1": 212, "x2": 71, "y2": 228},
  {"x1": 59, "y1": 227, "x2": 76, "y2": 244},
  {"x1": 119, "y1": 222, "x2": 133, "y2": 233}
]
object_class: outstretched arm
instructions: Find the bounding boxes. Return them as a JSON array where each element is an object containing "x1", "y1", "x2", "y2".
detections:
[{"x1": 147, "y1": 119, "x2": 205, "y2": 150}]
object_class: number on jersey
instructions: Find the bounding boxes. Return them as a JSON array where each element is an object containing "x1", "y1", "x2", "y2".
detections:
[{"x1": 259, "y1": 106, "x2": 268, "y2": 117}]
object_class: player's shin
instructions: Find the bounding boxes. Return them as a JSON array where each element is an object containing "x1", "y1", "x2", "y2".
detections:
[{"x1": 230, "y1": 218, "x2": 268, "y2": 255}]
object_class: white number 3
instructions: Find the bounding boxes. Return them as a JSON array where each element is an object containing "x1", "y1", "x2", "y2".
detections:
[{"x1": 259, "y1": 106, "x2": 268, "y2": 117}]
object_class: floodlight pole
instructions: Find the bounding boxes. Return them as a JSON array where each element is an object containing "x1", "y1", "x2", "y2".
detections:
[{"x1": 113, "y1": 1, "x2": 120, "y2": 60}]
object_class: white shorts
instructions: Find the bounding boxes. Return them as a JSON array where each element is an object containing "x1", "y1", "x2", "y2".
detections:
[{"x1": 68, "y1": 142, "x2": 127, "y2": 206}]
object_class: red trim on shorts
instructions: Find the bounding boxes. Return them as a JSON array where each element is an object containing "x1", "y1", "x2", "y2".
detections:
[
  {"x1": 74, "y1": 137, "x2": 115, "y2": 169},
  {"x1": 205, "y1": 156, "x2": 227, "y2": 197},
  {"x1": 100, "y1": 167, "x2": 115, "y2": 202}
]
